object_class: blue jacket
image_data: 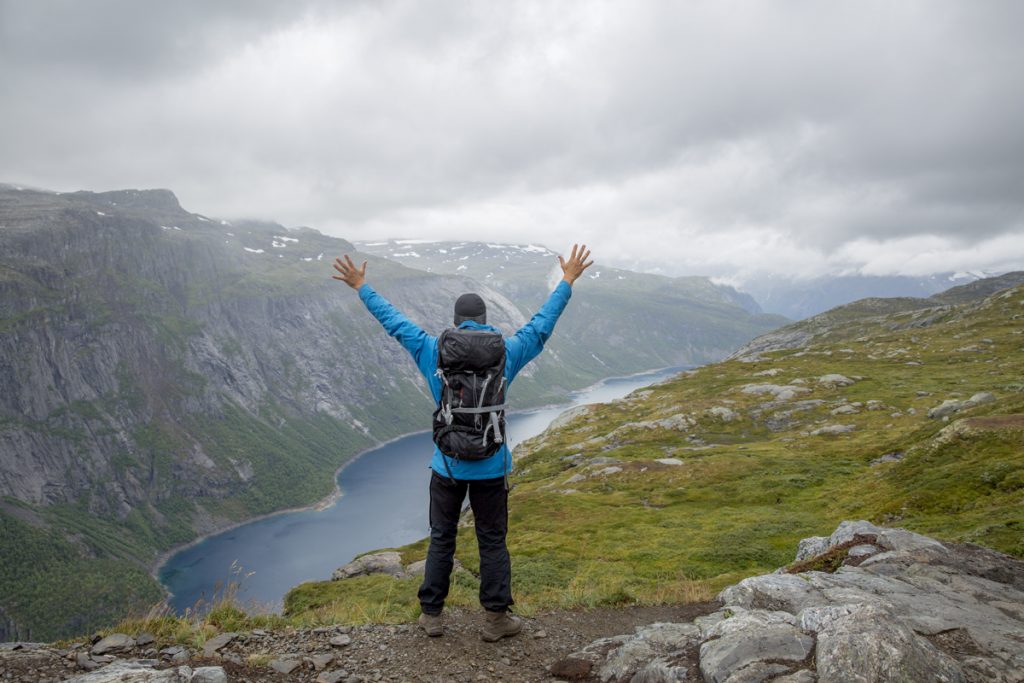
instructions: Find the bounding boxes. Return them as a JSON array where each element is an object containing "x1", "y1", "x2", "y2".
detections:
[{"x1": 357, "y1": 280, "x2": 573, "y2": 479}]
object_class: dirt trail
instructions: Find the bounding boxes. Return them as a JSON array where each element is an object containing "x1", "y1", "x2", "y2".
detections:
[{"x1": 0, "y1": 603, "x2": 718, "y2": 683}]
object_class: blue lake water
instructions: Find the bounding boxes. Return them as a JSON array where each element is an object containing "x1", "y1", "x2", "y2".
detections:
[{"x1": 158, "y1": 366, "x2": 686, "y2": 613}]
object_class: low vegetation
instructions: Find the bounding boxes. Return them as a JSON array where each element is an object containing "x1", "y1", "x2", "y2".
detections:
[
  {"x1": 284, "y1": 283, "x2": 1023, "y2": 624},
  {"x1": 23, "y1": 282, "x2": 1024, "y2": 645}
]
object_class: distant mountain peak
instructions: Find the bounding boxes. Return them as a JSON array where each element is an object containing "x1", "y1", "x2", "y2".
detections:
[{"x1": 67, "y1": 188, "x2": 185, "y2": 214}]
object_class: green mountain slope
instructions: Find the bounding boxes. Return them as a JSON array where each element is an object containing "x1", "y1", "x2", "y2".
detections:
[
  {"x1": 285, "y1": 278, "x2": 1024, "y2": 624},
  {"x1": 0, "y1": 185, "x2": 783, "y2": 640}
]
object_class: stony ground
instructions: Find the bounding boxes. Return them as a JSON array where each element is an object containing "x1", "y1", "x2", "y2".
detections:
[{"x1": 0, "y1": 603, "x2": 716, "y2": 683}]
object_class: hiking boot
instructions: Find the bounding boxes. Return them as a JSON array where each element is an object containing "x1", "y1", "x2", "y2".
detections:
[
  {"x1": 481, "y1": 609, "x2": 522, "y2": 642},
  {"x1": 418, "y1": 611, "x2": 443, "y2": 637}
]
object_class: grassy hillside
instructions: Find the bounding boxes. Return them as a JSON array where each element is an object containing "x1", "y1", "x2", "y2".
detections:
[{"x1": 284, "y1": 283, "x2": 1023, "y2": 625}]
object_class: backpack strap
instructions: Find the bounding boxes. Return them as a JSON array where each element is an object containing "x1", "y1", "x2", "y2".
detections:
[{"x1": 449, "y1": 404, "x2": 509, "y2": 414}]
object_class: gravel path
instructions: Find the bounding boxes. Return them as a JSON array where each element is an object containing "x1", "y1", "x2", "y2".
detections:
[{"x1": 1, "y1": 603, "x2": 718, "y2": 683}]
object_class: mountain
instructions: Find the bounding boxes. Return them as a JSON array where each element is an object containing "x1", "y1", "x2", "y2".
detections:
[
  {"x1": 740, "y1": 271, "x2": 995, "y2": 320},
  {"x1": 731, "y1": 270, "x2": 1024, "y2": 360},
  {"x1": 0, "y1": 185, "x2": 783, "y2": 640},
  {"x1": 356, "y1": 239, "x2": 764, "y2": 315},
  {"x1": 285, "y1": 272, "x2": 1023, "y2": 631}
]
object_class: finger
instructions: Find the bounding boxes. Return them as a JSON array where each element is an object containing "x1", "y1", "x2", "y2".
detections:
[
  {"x1": 331, "y1": 275, "x2": 346, "y2": 281},
  {"x1": 344, "y1": 254, "x2": 357, "y2": 269},
  {"x1": 582, "y1": 259, "x2": 594, "y2": 269},
  {"x1": 569, "y1": 243, "x2": 578, "y2": 261},
  {"x1": 333, "y1": 261, "x2": 347, "y2": 274},
  {"x1": 558, "y1": 255, "x2": 565, "y2": 268},
  {"x1": 360, "y1": 260, "x2": 368, "y2": 276},
  {"x1": 580, "y1": 248, "x2": 591, "y2": 263}
]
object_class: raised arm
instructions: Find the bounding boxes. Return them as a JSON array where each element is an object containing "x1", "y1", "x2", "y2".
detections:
[
  {"x1": 332, "y1": 255, "x2": 436, "y2": 372},
  {"x1": 505, "y1": 244, "x2": 594, "y2": 379}
]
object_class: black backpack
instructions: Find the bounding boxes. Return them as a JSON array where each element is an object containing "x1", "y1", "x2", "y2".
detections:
[{"x1": 432, "y1": 328, "x2": 508, "y2": 462}]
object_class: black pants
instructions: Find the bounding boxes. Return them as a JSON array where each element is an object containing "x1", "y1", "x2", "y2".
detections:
[{"x1": 418, "y1": 471, "x2": 512, "y2": 614}]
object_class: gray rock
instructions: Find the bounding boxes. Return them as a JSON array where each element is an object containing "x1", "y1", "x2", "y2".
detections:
[
  {"x1": 549, "y1": 405, "x2": 592, "y2": 430},
  {"x1": 794, "y1": 536, "x2": 829, "y2": 561},
  {"x1": 91, "y1": 633, "x2": 135, "y2": 655},
  {"x1": 967, "y1": 391, "x2": 996, "y2": 405},
  {"x1": 564, "y1": 473, "x2": 587, "y2": 484},
  {"x1": 699, "y1": 613, "x2": 813, "y2": 683},
  {"x1": 830, "y1": 404, "x2": 858, "y2": 415},
  {"x1": 200, "y1": 632, "x2": 237, "y2": 658},
  {"x1": 708, "y1": 406, "x2": 739, "y2": 421},
  {"x1": 654, "y1": 413, "x2": 694, "y2": 430},
  {"x1": 630, "y1": 661, "x2": 690, "y2": 682},
  {"x1": 723, "y1": 661, "x2": 791, "y2": 683},
  {"x1": 870, "y1": 451, "x2": 905, "y2": 465},
  {"x1": 576, "y1": 521, "x2": 1024, "y2": 683},
  {"x1": 269, "y1": 658, "x2": 302, "y2": 674},
  {"x1": 818, "y1": 374, "x2": 855, "y2": 387},
  {"x1": 190, "y1": 667, "x2": 228, "y2": 683},
  {"x1": 316, "y1": 671, "x2": 350, "y2": 683},
  {"x1": 740, "y1": 384, "x2": 810, "y2": 401},
  {"x1": 719, "y1": 574, "x2": 827, "y2": 614},
  {"x1": 773, "y1": 672, "x2": 816, "y2": 683},
  {"x1": 135, "y1": 633, "x2": 155, "y2": 647},
  {"x1": 654, "y1": 457, "x2": 683, "y2": 466},
  {"x1": 929, "y1": 399, "x2": 965, "y2": 419},
  {"x1": 76, "y1": 652, "x2": 100, "y2": 671},
  {"x1": 309, "y1": 653, "x2": 335, "y2": 670},
  {"x1": 814, "y1": 604, "x2": 966, "y2": 683},
  {"x1": 574, "y1": 623, "x2": 698, "y2": 683},
  {"x1": 845, "y1": 544, "x2": 878, "y2": 559},
  {"x1": 596, "y1": 639, "x2": 655, "y2": 682},
  {"x1": 587, "y1": 456, "x2": 623, "y2": 466},
  {"x1": 827, "y1": 519, "x2": 883, "y2": 546},
  {"x1": 332, "y1": 551, "x2": 404, "y2": 580},
  {"x1": 329, "y1": 634, "x2": 352, "y2": 647},
  {"x1": 596, "y1": 465, "x2": 623, "y2": 476},
  {"x1": 809, "y1": 423, "x2": 855, "y2": 436},
  {"x1": 929, "y1": 393, "x2": 991, "y2": 419},
  {"x1": 66, "y1": 661, "x2": 193, "y2": 682}
]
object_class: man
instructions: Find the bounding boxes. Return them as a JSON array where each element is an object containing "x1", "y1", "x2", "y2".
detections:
[{"x1": 332, "y1": 244, "x2": 593, "y2": 641}]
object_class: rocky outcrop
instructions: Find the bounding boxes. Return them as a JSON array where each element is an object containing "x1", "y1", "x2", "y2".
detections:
[
  {"x1": 928, "y1": 392, "x2": 997, "y2": 419},
  {"x1": 566, "y1": 521, "x2": 1024, "y2": 682},
  {"x1": 330, "y1": 551, "x2": 462, "y2": 581}
]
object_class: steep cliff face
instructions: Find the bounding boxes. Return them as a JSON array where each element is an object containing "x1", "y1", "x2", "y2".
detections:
[{"x1": 0, "y1": 184, "x2": 783, "y2": 640}]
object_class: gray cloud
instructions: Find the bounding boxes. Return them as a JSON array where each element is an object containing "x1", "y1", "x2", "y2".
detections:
[{"x1": 1, "y1": 0, "x2": 1022, "y2": 281}]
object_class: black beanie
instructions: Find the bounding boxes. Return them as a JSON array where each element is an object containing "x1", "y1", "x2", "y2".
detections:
[{"x1": 454, "y1": 293, "x2": 487, "y2": 325}]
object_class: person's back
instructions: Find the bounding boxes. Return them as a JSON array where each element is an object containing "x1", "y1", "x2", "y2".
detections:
[{"x1": 332, "y1": 243, "x2": 594, "y2": 640}]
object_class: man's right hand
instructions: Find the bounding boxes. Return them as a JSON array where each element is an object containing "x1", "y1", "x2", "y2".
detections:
[
  {"x1": 332, "y1": 254, "x2": 368, "y2": 290},
  {"x1": 559, "y1": 243, "x2": 594, "y2": 285}
]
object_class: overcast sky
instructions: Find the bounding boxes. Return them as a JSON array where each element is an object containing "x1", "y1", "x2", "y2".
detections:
[{"x1": 1, "y1": 1, "x2": 1022, "y2": 281}]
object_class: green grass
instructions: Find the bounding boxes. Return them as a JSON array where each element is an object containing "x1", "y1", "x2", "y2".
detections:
[{"x1": 284, "y1": 284, "x2": 1024, "y2": 624}]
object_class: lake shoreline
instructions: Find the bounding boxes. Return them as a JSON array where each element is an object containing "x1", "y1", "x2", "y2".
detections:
[
  {"x1": 148, "y1": 428, "x2": 430, "y2": 592},
  {"x1": 151, "y1": 364, "x2": 686, "y2": 602}
]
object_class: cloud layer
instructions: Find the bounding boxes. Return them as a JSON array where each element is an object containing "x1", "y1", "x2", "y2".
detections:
[{"x1": 2, "y1": 0, "x2": 1022, "y2": 281}]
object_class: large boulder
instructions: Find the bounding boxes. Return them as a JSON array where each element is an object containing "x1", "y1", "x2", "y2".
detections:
[
  {"x1": 65, "y1": 661, "x2": 197, "y2": 683},
  {"x1": 569, "y1": 521, "x2": 1024, "y2": 683},
  {"x1": 332, "y1": 551, "x2": 404, "y2": 580}
]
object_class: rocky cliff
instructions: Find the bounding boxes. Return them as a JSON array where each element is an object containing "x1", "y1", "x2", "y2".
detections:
[{"x1": 0, "y1": 184, "x2": 783, "y2": 640}]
